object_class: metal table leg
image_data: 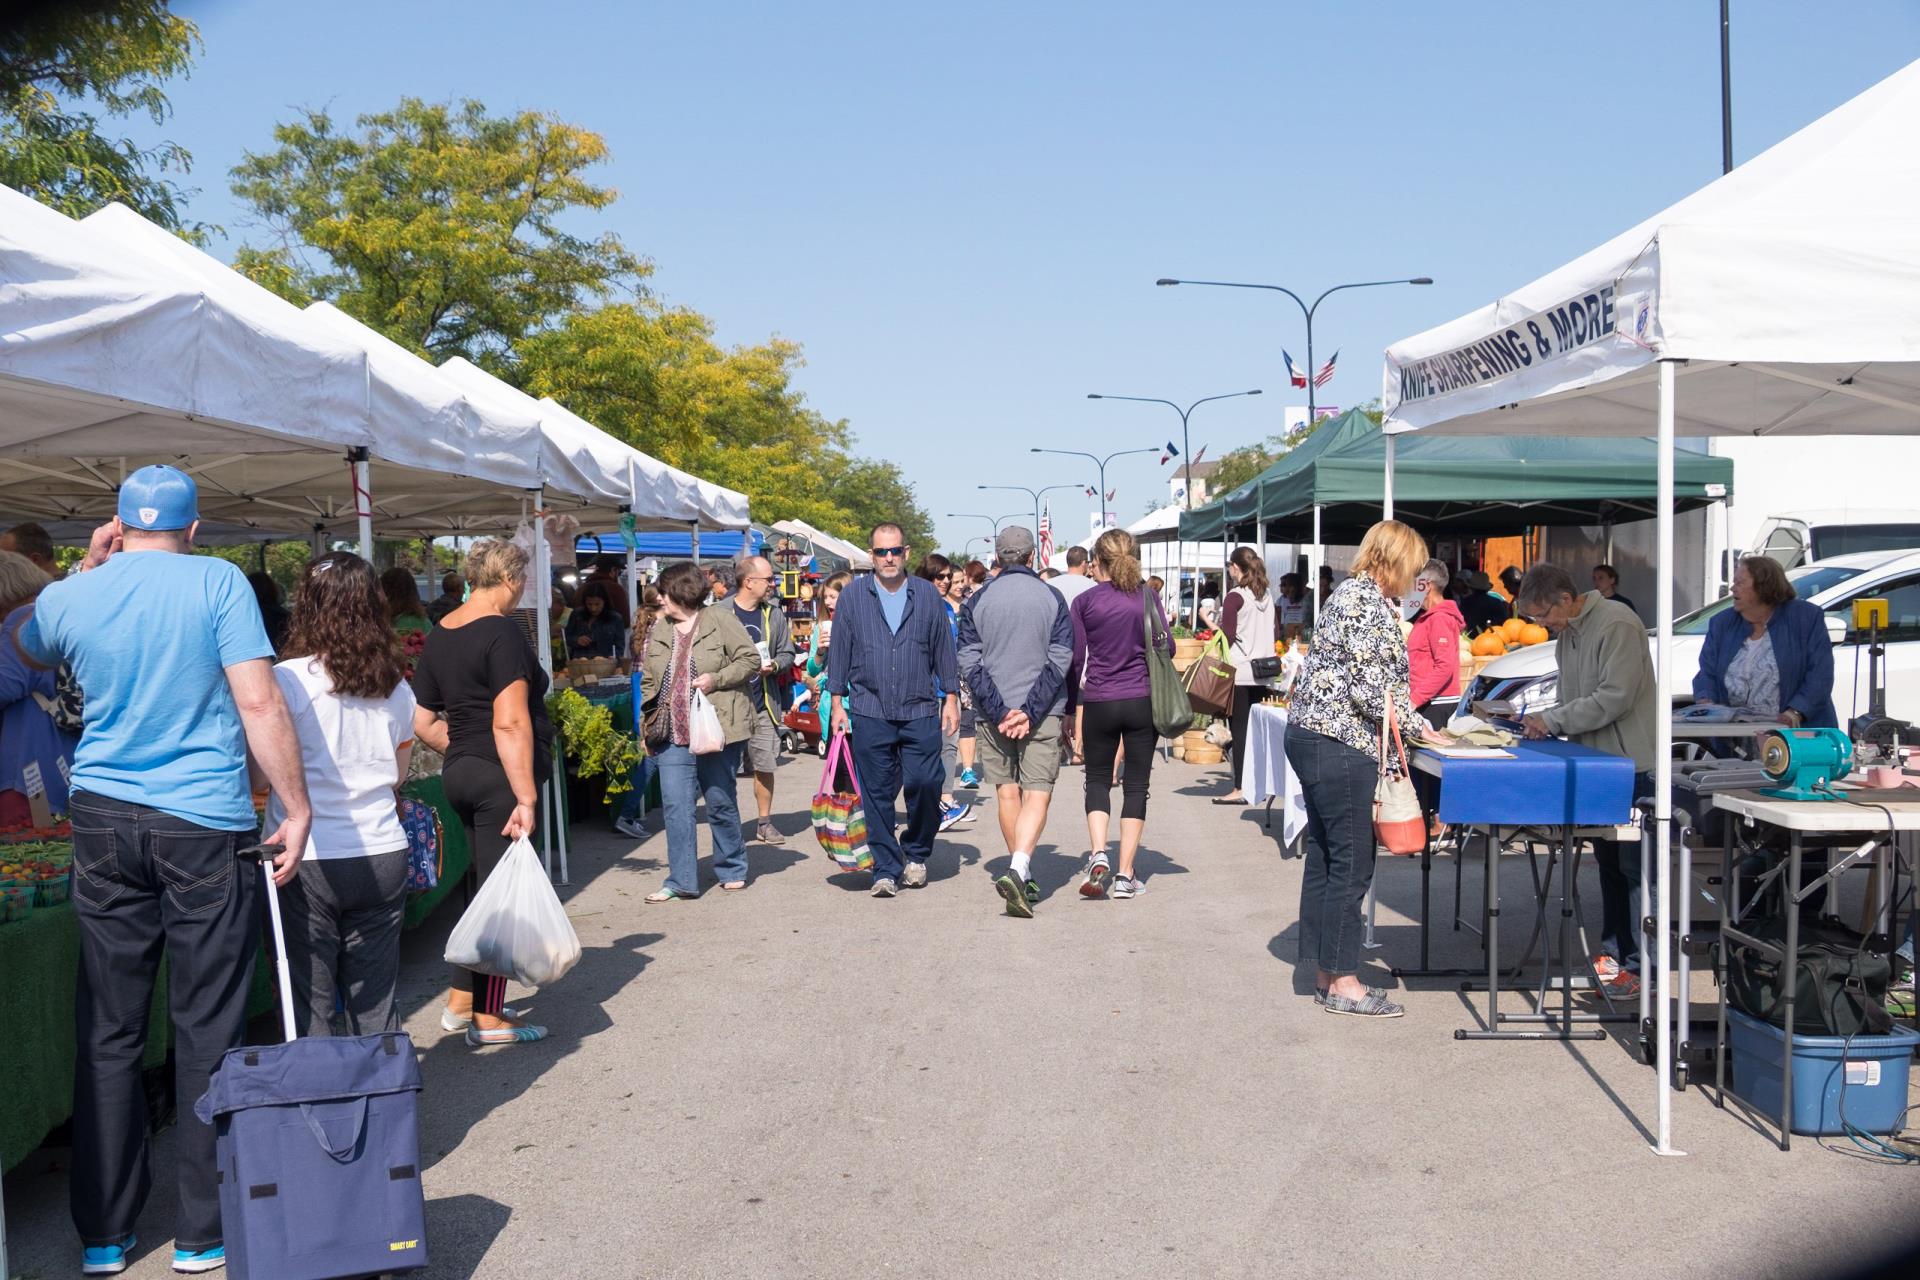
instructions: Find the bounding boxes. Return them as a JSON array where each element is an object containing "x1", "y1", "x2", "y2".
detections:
[
  {"x1": 1712, "y1": 817, "x2": 1734, "y2": 1107},
  {"x1": 1778, "y1": 833, "x2": 1802, "y2": 1151}
]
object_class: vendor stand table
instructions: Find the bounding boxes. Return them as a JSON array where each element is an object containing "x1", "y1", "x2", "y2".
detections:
[
  {"x1": 1407, "y1": 741, "x2": 1641, "y2": 1042},
  {"x1": 1243, "y1": 703, "x2": 1306, "y2": 849},
  {"x1": 1708, "y1": 787, "x2": 1917, "y2": 1150}
]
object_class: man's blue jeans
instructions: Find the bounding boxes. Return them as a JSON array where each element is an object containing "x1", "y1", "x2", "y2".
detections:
[
  {"x1": 617, "y1": 754, "x2": 657, "y2": 824},
  {"x1": 655, "y1": 743, "x2": 747, "y2": 894},
  {"x1": 848, "y1": 713, "x2": 944, "y2": 882}
]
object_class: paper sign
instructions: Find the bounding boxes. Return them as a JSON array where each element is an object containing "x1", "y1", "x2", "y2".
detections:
[{"x1": 23, "y1": 761, "x2": 53, "y2": 827}]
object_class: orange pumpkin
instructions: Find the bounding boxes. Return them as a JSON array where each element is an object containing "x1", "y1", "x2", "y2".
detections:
[
  {"x1": 1471, "y1": 630, "x2": 1506, "y2": 657},
  {"x1": 1500, "y1": 616, "x2": 1526, "y2": 643},
  {"x1": 1519, "y1": 623, "x2": 1550, "y2": 646}
]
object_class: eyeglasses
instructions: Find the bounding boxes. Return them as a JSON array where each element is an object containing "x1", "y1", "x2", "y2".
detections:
[
  {"x1": 871, "y1": 546, "x2": 907, "y2": 558},
  {"x1": 936, "y1": 572, "x2": 952, "y2": 582}
]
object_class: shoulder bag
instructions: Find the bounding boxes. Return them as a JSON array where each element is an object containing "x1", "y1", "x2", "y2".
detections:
[
  {"x1": 1373, "y1": 693, "x2": 1426, "y2": 855},
  {"x1": 1143, "y1": 593, "x2": 1194, "y2": 739},
  {"x1": 1183, "y1": 631, "x2": 1237, "y2": 719}
]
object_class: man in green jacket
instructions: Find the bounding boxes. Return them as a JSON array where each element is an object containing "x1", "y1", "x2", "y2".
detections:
[
  {"x1": 1515, "y1": 563, "x2": 1656, "y2": 999},
  {"x1": 731, "y1": 555, "x2": 796, "y2": 845}
]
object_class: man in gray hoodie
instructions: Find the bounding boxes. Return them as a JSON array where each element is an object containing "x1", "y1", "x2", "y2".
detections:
[{"x1": 957, "y1": 525, "x2": 1073, "y2": 918}]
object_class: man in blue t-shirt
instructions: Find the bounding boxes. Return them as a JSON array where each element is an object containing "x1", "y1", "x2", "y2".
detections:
[{"x1": 11, "y1": 465, "x2": 311, "y2": 1276}]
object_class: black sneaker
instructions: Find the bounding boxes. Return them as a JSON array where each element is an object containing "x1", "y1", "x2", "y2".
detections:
[{"x1": 994, "y1": 872, "x2": 1033, "y2": 918}]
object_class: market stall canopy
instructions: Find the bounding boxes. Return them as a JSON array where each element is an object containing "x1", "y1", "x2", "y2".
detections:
[
  {"x1": 1126, "y1": 504, "x2": 1187, "y2": 545},
  {"x1": 535, "y1": 396, "x2": 748, "y2": 530},
  {"x1": 1381, "y1": 58, "x2": 1920, "y2": 441},
  {"x1": 771, "y1": 518, "x2": 872, "y2": 570},
  {"x1": 1178, "y1": 409, "x2": 1383, "y2": 542},
  {"x1": 575, "y1": 529, "x2": 763, "y2": 561}
]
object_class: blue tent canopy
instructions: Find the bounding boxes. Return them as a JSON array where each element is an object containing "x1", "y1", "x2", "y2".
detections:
[{"x1": 575, "y1": 529, "x2": 764, "y2": 561}]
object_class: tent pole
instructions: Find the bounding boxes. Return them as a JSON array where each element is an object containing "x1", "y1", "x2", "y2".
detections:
[
  {"x1": 691, "y1": 522, "x2": 701, "y2": 566},
  {"x1": 532, "y1": 492, "x2": 557, "y2": 881},
  {"x1": 624, "y1": 458, "x2": 642, "y2": 626},
  {"x1": 1311, "y1": 504, "x2": 1323, "y2": 627},
  {"x1": 349, "y1": 447, "x2": 373, "y2": 562},
  {"x1": 1653, "y1": 358, "x2": 1681, "y2": 1157},
  {"x1": 1383, "y1": 433, "x2": 1396, "y2": 521},
  {"x1": 310, "y1": 523, "x2": 326, "y2": 558}
]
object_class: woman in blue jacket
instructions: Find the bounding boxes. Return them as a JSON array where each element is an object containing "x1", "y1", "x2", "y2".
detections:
[{"x1": 1693, "y1": 555, "x2": 1837, "y2": 728}]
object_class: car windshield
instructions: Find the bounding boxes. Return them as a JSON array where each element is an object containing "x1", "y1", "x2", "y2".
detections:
[
  {"x1": 1665, "y1": 562, "x2": 1869, "y2": 635},
  {"x1": 1812, "y1": 524, "x2": 1920, "y2": 560}
]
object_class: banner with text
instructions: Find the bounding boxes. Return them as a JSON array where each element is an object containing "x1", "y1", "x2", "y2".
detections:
[{"x1": 1393, "y1": 285, "x2": 1621, "y2": 405}]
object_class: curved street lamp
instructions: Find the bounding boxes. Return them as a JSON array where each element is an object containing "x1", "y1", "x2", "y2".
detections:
[
  {"x1": 977, "y1": 483, "x2": 1080, "y2": 545},
  {"x1": 1029, "y1": 445, "x2": 1161, "y2": 532}
]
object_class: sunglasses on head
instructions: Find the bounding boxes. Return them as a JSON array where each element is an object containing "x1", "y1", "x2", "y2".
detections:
[{"x1": 871, "y1": 546, "x2": 907, "y2": 558}]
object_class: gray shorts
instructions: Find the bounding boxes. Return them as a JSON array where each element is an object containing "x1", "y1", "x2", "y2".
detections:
[
  {"x1": 745, "y1": 708, "x2": 780, "y2": 774},
  {"x1": 976, "y1": 714, "x2": 1063, "y2": 793}
]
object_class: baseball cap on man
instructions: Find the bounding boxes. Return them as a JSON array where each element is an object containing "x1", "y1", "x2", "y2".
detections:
[
  {"x1": 995, "y1": 525, "x2": 1036, "y2": 563},
  {"x1": 117, "y1": 464, "x2": 200, "y2": 531}
]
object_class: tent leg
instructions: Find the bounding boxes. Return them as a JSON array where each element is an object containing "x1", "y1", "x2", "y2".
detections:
[
  {"x1": 1383, "y1": 433, "x2": 1396, "y2": 521},
  {"x1": 1311, "y1": 505, "x2": 1323, "y2": 627},
  {"x1": 1652, "y1": 358, "x2": 1682, "y2": 1157},
  {"x1": 350, "y1": 447, "x2": 373, "y2": 562},
  {"x1": 310, "y1": 523, "x2": 326, "y2": 557},
  {"x1": 691, "y1": 522, "x2": 701, "y2": 566}
]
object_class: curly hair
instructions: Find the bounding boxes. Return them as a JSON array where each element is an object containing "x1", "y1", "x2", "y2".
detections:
[{"x1": 286, "y1": 553, "x2": 408, "y2": 699}]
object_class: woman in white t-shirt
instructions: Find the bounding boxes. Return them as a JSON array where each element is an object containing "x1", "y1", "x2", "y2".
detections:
[
  {"x1": 1215, "y1": 546, "x2": 1278, "y2": 805},
  {"x1": 265, "y1": 552, "x2": 417, "y2": 1036}
]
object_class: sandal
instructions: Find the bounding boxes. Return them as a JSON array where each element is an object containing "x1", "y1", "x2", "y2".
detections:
[
  {"x1": 645, "y1": 888, "x2": 691, "y2": 903},
  {"x1": 721, "y1": 880, "x2": 747, "y2": 891}
]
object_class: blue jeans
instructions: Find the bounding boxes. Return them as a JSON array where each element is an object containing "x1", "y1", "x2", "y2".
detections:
[
  {"x1": 656, "y1": 743, "x2": 747, "y2": 894},
  {"x1": 1595, "y1": 772, "x2": 1655, "y2": 973},
  {"x1": 1287, "y1": 726, "x2": 1378, "y2": 977},
  {"x1": 848, "y1": 713, "x2": 945, "y2": 882},
  {"x1": 616, "y1": 754, "x2": 658, "y2": 823}
]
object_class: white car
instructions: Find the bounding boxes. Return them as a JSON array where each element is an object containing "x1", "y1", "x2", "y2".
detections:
[{"x1": 1448, "y1": 549, "x2": 1920, "y2": 733}]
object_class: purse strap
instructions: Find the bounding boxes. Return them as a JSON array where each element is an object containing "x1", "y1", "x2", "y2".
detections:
[
  {"x1": 1141, "y1": 590, "x2": 1166, "y2": 654},
  {"x1": 1379, "y1": 691, "x2": 1412, "y2": 779}
]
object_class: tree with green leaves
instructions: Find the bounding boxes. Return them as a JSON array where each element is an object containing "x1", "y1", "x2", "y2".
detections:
[
  {"x1": 232, "y1": 97, "x2": 646, "y2": 363},
  {"x1": 0, "y1": 0, "x2": 206, "y2": 237}
]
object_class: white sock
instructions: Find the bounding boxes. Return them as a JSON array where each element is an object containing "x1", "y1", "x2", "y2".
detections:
[{"x1": 1010, "y1": 851, "x2": 1031, "y2": 881}]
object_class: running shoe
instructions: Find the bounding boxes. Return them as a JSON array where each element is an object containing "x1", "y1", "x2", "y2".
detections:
[
  {"x1": 902, "y1": 860, "x2": 928, "y2": 889},
  {"x1": 1590, "y1": 954, "x2": 1622, "y2": 984},
  {"x1": 959, "y1": 767, "x2": 981, "y2": 788},
  {"x1": 172, "y1": 1245, "x2": 226, "y2": 1273},
  {"x1": 1601, "y1": 970, "x2": 1641, "y2": 1000},
  {"x1": 466, "y1": 1023, "x2": 549, "y2": 1046},
  {"x1": 1111, "y1": 876, "x2": 1142, "y2": 899},
  {"x1": 1080, "y1": 857, "x2": 1112, "y2": 899},
  {"x1": 81, "y1": 1234, "x2": 136, "y2": 1275},
  {"x1": 871, "y1": 877, "x2": 898, "y2": 898},
  {"x1": 995, "y1": 871, "x2": 1034, "y2": 918},
  {"x1": 938, "y1": 801, "x2": 972, "y2": 831},
  {"x1": 613, "y1": 815, "x2": 647, "y2": 840}
]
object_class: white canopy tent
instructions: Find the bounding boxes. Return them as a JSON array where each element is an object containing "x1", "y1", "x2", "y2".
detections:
[
  {"x1": 1381, "y1": 58, "x2": 1920, "y2": 1155},
  {"x1": 772, "y1": 518, "x2": 873, "y2": 571}
]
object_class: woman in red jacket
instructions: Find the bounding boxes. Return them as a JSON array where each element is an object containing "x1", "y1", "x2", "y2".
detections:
[{"x1": 1406, "y1": 559, "x2": 1464, "y2": 728}]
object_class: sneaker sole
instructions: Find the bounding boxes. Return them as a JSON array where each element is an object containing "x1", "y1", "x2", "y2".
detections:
[
  {"x1": 995, "y1": 875, "x2": 1033, "y2": 918},
  {"x1": 1320, "y1": 1001, "x2": 1405, "y2": 1018},
  {"x1": 1080, "y1": 865, "x2": 1111, "y2": 898},
  {"x1": 172, "y1": 1257, "x2": 226, "y2": 1274}
]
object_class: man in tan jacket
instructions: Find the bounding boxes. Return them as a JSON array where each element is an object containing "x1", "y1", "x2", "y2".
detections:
[{"x1": 1515, "y1": 563, "x2": 1656, "y2": 999}]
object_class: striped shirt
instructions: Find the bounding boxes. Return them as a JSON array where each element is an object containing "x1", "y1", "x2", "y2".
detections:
[{"x1": 826, "y1": 574, "x2": 958, "y2": 722}]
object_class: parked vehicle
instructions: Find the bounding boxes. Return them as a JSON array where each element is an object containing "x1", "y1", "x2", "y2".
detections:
[
  {"x1": 1744, "y1": 509, "x2": 1920, "y2": 573},
  {"x1": 1450, "y1": 549, "x2": 1920, "y2": 733}
]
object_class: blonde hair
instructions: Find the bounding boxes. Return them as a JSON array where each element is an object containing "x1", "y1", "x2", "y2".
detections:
[
  {"x1": 1092, "y1": 528, "x2": 1142, "y2": 593},
  {"x1": 1351, "y1": 520, "x2": 1429, "y2": 598},
  {"x1": 465, "y1": 538, "x2": 531, "y2": 591},
  {"x1": 0, "y1": 548, "x2": 51, "y2": 613}
]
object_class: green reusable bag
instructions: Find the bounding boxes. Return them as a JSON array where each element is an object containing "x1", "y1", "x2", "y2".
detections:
[{"x1": 1143, "y1": 594, "x2": 1194, "y2": 738}]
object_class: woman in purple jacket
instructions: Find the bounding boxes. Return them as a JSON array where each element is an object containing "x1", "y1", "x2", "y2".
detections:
[{"x1": 1068, "y1": 529, "x2": 1172, "y2": 901}]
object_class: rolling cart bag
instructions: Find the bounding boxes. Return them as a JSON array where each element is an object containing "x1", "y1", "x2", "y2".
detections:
[{"x1": 194, "y1": 852, "x2": 428, "y2": 1278}]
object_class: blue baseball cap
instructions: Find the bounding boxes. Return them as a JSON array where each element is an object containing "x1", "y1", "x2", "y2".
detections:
[{"x1": 117, "y1": 464, "x2": 199, "y2": 531}]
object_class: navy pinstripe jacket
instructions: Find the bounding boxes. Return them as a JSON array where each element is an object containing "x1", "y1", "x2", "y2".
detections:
[{"x1": 825, "y1": 574, "x2": 957, "y2": 722}]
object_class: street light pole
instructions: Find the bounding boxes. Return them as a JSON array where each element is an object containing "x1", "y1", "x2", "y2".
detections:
[
  {"x1": 1028, "y1": 445, "x2": 1160, "y2": 533},
  {"x1": 946, "y1": 511, "x2": 1025, "y2": 538},
  {"x1": 978, "y1": 483, "x2": 1079, "y2": 547},
  {"x1": 1086, "y1": 389, "x2": 1264, "y2": 626}
]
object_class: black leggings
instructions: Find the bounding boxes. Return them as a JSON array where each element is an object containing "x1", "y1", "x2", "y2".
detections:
[
  {"x1": 1082, "y1": 697, "x2": 1156, "y2": 821},
  {"x1": 444, "y1": 754, "x2": 546, "y2": 1015},
  {"x1": 1228, "y1": 685, "x2": 1261, "y2": 790}
]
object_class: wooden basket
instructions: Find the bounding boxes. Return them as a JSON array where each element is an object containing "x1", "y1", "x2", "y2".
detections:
[{"x1": 1181, "y1": 729, "x2": 1224, "y2": 765}]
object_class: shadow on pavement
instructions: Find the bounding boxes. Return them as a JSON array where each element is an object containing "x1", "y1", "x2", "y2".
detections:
[{"x1": 421, "y1": 1192, "x2": 514, "y2": 1278}]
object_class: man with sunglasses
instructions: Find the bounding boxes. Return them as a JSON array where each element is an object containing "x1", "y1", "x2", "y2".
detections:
[{"x1": 827, "y1": 523, "x2": 960, "y2": 896}]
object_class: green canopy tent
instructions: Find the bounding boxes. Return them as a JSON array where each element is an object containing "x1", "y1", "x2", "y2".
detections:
[{"x1": 1176, "y1": 409, "x2": 1375, "y2": 543}]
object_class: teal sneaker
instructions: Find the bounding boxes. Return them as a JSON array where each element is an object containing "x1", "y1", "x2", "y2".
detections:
[
  {"x1": 173, "y1": 1244, "x2": 226, "y2": 1273},
  {"x1": 81, "y1": 1233, "x2": 136, "y2": 1275}
]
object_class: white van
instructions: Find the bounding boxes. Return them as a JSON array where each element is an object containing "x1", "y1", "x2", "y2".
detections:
[{"x1": 1746, "y1": 510, "x2": 1920, "y2": 573}]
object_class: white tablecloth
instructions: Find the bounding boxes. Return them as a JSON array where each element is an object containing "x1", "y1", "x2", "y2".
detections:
[{"x1": 1243, "y1": 703, "x2": 1306, "y2": 847}]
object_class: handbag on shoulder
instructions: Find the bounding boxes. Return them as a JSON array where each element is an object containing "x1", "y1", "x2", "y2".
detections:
[
  {"x1": 1143, "y1": 594, "x2": 1193, "y2": 738},
  {"x1": 1373, "y1": 694, "x2": 1426, "y2": 855},
  {"x1": 1183, "y1": 632, "x2": 1237, "y2": 718}
]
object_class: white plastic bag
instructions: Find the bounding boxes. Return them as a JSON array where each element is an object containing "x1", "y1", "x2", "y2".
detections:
[
  {"x1": 688, "y1": 689, "x2": 726, "y2": 755},
  {"x1": 443, "y1": 837, "x2": 582, "y2": 986}
]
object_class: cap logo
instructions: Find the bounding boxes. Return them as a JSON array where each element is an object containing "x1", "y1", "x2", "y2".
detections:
[{"x1": 139, "y1": 507, "x2": 160, "y2": 525}]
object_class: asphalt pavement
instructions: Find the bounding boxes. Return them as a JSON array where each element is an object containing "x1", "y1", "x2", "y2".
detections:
[{"x1": 5, "y1": 749, "x2": 1917, "y2": 1279}]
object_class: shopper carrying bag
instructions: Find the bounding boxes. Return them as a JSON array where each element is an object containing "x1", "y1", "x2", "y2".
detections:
[
  {"x1": 1373, "y1": 695, "x2": 1425, "y2": 855},
  {"x1": 1183, "y1": 631, "x2": 1237, "y2": 718},
  {"x1": 812, "y1": 731, "x2": 874, "y2": 872},
  {"x1": 443, "y1": 835, "x2": 583, "y2": 987},
  {"x1": 1144, "y1": 592, "x2": 1193, "y2": 739}
]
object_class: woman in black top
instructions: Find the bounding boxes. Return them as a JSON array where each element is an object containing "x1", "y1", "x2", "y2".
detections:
[
  {"x1": 566, "y1": 581, "x2": 626, "y2": 659},
  {"x1": 411, "y1": 538, "x2": 554, "y2": 1046}
]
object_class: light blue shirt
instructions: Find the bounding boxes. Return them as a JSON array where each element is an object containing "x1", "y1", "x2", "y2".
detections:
[
  {"x1": 21, "y1": 551, "x2": 272, "y2": 830},
  {"x1": 875, "y1": 575, "x2": 910, "y2": 634}
]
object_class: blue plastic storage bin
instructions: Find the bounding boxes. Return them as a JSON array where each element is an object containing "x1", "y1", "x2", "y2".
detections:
[{"x1": 1726, "y1": 1007, "x2": 1919, "y2": 1137}]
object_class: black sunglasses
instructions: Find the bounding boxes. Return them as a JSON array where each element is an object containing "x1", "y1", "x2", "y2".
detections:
[{"x1": 871, "y1": 546, "x2": 907, "y2": 558}]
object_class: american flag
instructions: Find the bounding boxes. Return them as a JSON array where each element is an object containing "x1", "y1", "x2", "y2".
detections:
[
  {"x1": 1284, "y1": 350, "x2": 1308, "y2": 388},
  {"x1": 1314, "y1": 350, "x2": 1339, "y2": 388},
  {"x1": 1037, "y1": 501, "x2": 1054, "y2": 565}
]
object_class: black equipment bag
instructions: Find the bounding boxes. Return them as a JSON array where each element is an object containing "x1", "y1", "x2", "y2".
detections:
[{"x1": 1726, "y1": 915, "x2": 1894, "y2": 1038}]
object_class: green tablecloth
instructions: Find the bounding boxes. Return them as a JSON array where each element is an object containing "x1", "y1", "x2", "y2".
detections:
[{"x1": 0, "y1": 904, "x2": 274, "y2": 1173}]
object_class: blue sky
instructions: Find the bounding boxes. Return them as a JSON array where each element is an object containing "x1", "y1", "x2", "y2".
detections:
[{"x1": 150, "y1": 1, "x2": 1919, "y2": 553}]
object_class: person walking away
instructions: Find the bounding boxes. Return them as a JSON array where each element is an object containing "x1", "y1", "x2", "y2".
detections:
[
  {"x1": 612, "y1": 584, "x2": 668, "y2": 842},
  {"x1": 958, "y1": 526, "x2": 1072, "y2": 917},
  {"x1": 1286, "y1": 519, "x2": 1448, "y2": 1018},
  {"x1": 0, "y1": 551, "x2": 77, "y2": 825},
  {"x1": 428, "y1": 571, "x2": 466, "y2": 624},
  {"x1": 1592, "y1": 563, "x2": 1636, "y2": 617},
  {"x1": 826, "y1": 522, "x2": 959, "y2": 897},
  {"x1": 1514, "y1": 563, "x2": 1657, "y2": 999},
  {"x1": 1052, "y1": 546, "x2": 1097, "y2": 765},
  {"x1": 566, "y1": 580, "x2": 627, "y2": 660},
  {"x1": 1407, "y1": 559, "x2": 1464, "y2": 728},
  {"x1": 11, "y1": 467, "x2": 312, "y2": 1275},
  {"x1": 1069, "y1": 528, "x2": 1170, "y2": 900},
  {"x1": 917, "y1": 553, "x2": 974, "y2": 830},
  {"x1": 265, "y1": 552, "x2": 417, "y2": 1037},
  {"x1": 639, "y1": 562, "x2": 761, "y2": 899},
  {"x1": 729, "y1": 554, "x2": 795, "y2": 844},
  {"x1": 1215, "y1": 546, "x2": 1277, "y2": 805},
  {"x1": 409, "y1": 539, "x2": 553, "y2": 1046}
]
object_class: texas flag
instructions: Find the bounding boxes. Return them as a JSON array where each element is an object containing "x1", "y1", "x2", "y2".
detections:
[{"x1": 1284, "y1": 350, "x2": 1308, "y2": 388}]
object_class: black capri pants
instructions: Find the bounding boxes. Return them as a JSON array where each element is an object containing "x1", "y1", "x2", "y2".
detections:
[
  {"x1": 1081, "y1": 696, "x2": 1156, "y2": 821},
  {"x1": 444, "y1": 753, "x2": 548, "y2": 1015}
]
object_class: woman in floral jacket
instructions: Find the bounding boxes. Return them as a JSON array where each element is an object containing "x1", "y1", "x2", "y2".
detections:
[{"x1": 1285, "y1": 520, "x2": 1448, "y2": 1018}]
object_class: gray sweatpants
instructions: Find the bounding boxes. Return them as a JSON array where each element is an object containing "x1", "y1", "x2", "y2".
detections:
[{"x1": 279, "y1": 848, "x2": 409, "y2": 1037}]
